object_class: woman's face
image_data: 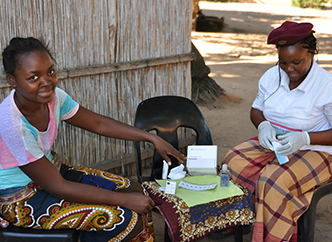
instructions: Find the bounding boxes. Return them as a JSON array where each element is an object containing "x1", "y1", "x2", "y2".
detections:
[
  {"x1": 8, "y1": 50, "x2": 57, "y2": 107},
  {"x1": 278, "y1": 42, "x2": 314, "y2": 87}
]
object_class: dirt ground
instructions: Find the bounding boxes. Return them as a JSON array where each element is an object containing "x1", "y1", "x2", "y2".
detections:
[{"x1": 154, "y1": 0, "x2": 332, "y2": 241}]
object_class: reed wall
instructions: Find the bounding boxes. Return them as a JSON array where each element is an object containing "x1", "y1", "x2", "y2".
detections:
[{"x1": 0, "y1": 0, "x2": 194, "y2": 173}]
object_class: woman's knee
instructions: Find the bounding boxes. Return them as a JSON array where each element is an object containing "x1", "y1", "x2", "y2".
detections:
[
  {"x1": 122, "y1": 215, "x2": 144, "y2": 242},
  {"x1": 257, "y1": 164, "x2": 293, "y2": 193}
]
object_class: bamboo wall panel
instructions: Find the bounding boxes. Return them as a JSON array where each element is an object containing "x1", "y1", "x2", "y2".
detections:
[
  {"x1": 0, "y1": 0, "x2": 117, "y2": 71},
  {"x1": 0, "y1": 0, "x2": 193, "y2": 171},
  {"x1": 116, "y1": 0, "x2": 192, "y2": 61}
]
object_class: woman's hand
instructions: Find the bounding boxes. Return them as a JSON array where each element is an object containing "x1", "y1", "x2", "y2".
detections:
[
  {"x1": 250, "y1": 108, "x2": 277, "y2": 150},
  {"x1": 150, "y1": 135, "x2": 187, "y2": 165},
  {"x1": 276, "y1": 131, "x2": 310, "y2": 156},
  {"x1": 121, "y1": 193, "x2": 155, "y2": 215},
  {"x1": 258, "y1": 121, "x2": 277, "y2": 150}
]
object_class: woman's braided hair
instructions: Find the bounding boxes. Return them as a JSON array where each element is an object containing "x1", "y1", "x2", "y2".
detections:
[
  {"x1": 2, "y1": 37, "x2": 54, "y2": 76},
  {"x1": 300, "y1": 31, "x2": 318, "y2": 54}
]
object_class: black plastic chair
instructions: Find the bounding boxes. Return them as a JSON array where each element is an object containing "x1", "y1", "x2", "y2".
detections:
[
  {"x1": 133, "y1": 95, "x2": 213, "y2": 183},
  {"x1": 0, "y1": 222, "x2": 79, "y2": 242},
  {"x1": 297, "y1": 180, "x2": 332, "y2": 242},
  {"x1": 133, "y1": 95, "x2": 246, "y2": 242}
]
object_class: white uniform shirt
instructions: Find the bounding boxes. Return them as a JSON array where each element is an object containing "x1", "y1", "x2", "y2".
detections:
[{"x1": 252, "y1": 59, "x2": 332, "y2": 155}]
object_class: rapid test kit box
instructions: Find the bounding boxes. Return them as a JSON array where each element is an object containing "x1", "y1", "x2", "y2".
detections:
[{"x1": 186, "y1": 145, "x2": 218, "y2": 175}]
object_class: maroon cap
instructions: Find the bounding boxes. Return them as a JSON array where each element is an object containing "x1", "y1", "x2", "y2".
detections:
[{"x1": 267, "y1": 21, "x2": 313, "y2": 46}]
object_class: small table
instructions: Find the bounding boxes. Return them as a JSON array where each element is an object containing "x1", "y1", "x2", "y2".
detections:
[{"x1": 142, "y1": 181, "x2": 255, "y2": 242}]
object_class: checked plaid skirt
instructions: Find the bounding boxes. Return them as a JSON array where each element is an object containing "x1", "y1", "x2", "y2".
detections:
[{"x1": 223, "y1": 139, "x2": 332, "y2": 242}]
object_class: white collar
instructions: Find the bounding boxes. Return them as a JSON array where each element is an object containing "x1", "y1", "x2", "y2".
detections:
[{"x1": 279, "y1": 59, "x2": 317, "y2": 92}]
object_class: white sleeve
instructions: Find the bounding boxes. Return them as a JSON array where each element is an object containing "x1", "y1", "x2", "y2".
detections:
[
  {"x1": 324, "y1": 103, "x2": 332, "y2": 127},
  {"x1": 322, "y1": 79, "x2": 332, "y2": 127},
  {"x1": 252, "y1": 88, "x2": 265, "y2": 111},
  {"x1": 252, "y1": 66, "x2": 280, "y2": 111}
]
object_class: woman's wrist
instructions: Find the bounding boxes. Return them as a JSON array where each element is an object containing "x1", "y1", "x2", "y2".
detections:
[{"x1": 146, "y1": 132, "x2": 161, "y2": 145}]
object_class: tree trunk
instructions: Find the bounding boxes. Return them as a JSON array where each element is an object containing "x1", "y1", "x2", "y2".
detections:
[{"x1": 191, "y1": 42, "x2": 225, "y2": 104}]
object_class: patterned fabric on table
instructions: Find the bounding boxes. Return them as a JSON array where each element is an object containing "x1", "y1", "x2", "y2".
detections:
[
  {"x1": 223, "y1": 139, "x2": 332, "y2": 242},
  {"x1": 143, "y1": 181, "x2": 255, "y2": 242},
  {"x1": 0, "y1": 167, "x2": 154, "y2": 242}
]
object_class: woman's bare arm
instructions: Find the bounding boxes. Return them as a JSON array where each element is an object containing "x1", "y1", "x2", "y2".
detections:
[
  {"x1": 250, "y1": 107, "x2": 266, "y2": 129},
  {"x1": 65, "y1": 106, "x2": 186, "y2": 165},
  {"x1": 20, "y1": 157, "x2": 154, "y2": 215}
]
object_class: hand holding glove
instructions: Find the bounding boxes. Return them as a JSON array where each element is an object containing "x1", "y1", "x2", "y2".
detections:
[
  {"x1": 258, "y1": 121, "x2": 277, "y2": 150},
  {"x1": 276, "y1": 131, "x2": 310, "y2": 156}
]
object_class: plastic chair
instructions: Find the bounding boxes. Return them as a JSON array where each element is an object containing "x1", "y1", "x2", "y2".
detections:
[
  {"x1": 133, "y1": 95, "x2": 213, "y2": 183},
  {"x1": 0, "y1": 222, "x2": 79, "y2": 242},
  {"x1": 133, "y1": 95, "x2": 246, "y2": 242},
  {"x1": 297, "y1": 181, "x2": 332, "y2": 242}
]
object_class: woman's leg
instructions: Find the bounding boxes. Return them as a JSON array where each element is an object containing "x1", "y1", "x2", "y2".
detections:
[
  {"x1": 223, "y1": 140, "x2": 332, "y2": 242},
  {"x1": 252, "y1": 149, "x2": 332, "y2": 242},
  {"x1": 223, "y1": 139, "x2": 275, "y2": 192},
  {"x1": 70, "y1": 166, "x2": 155, "y2": 241},
  {"x1": 0, "y1": 169, "x2": 154, "y2": 242}
]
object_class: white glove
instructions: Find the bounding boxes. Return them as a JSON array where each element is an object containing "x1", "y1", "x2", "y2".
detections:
[
  {"x1": 258, "y1": 121, "x2": 277, "y2": 150},
  {"x1": 276, "y1": 132, "x2": 310, "y2": 156}
]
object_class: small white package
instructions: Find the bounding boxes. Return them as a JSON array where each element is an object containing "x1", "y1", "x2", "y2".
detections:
[{"x1": 186, "y1": 145, "x2": 217, "y2": 175}]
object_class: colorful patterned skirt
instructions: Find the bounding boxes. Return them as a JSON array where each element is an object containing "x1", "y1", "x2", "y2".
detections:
[
  {"x1": 223, "y1": 139, "x2": 332, "y2": 242},
  {"x1": 0, "y1": 166, "x2": 154, "y2": 242}
]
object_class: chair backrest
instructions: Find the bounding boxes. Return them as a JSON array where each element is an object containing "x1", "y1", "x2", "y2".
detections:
[{"x1": 134, "y1": 95, "x2": 213, "y2": 183}]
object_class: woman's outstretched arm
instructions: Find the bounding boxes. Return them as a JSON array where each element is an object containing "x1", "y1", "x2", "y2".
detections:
[{"x1": 65, "y1": 106, "x2": 187, "y2": 165}]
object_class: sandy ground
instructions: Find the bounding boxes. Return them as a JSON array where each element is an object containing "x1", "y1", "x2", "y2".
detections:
[{"x1": 154, "y1": 0, "x2": 332, "y2": 241}]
